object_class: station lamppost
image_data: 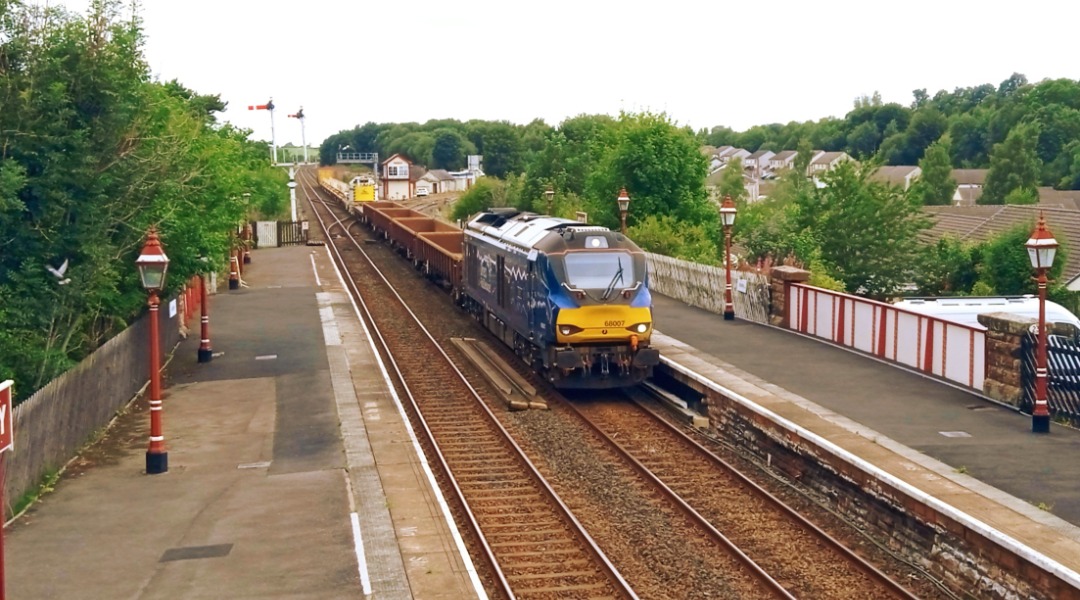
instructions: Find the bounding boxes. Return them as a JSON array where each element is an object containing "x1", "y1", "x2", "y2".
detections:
[
  {"x1": 545, "y1": 186, "x2": 555, "y2": 216},
  {"x1": 136, "y1": 226, "x2": 170, "y2": 473},
  {"x1": 1026, "y1": 213, "x2": 1058, "y2": 434},
  {"x1": 198, "y1": 256, "x2": 213, "y2": 364},
  {"x1": 720, "y1": 195, "x2": 737, "y2": 321},
  {"x1": 617, "y1": 188, "x2": 630, "y2": 235}
]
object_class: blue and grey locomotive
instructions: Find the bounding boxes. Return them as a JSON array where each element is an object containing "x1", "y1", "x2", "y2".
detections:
[{"x1": 461, "y1": 208, "x2": 659, "y2": 389}]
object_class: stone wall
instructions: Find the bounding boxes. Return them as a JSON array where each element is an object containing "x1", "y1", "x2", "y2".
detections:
[
  {"x1": 768, "y1": 266, "x2": 810, "y2": 327},
  {"x1": 979, "y1": 312, "x2": 1074, "y2": 408}
]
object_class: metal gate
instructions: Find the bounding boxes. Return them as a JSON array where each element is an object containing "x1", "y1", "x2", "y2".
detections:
[
  {"x1": 255, "y1": 221, "x2": 277, "y2": 248},
  {"x1": 1022, "y1": 331, "x2": 1080, "y2": 427},
  {"x1": 278, "y1": 220, "x2": 309, "y2": 246}
]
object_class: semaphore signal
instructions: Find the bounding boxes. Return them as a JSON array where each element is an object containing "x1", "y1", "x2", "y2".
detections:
[
  {"x1": 287, "y1": 107, "x2": 308, "y2": 163},
  {"x1": 247, "y1": 98, "x2": 277, "y2": 163}
]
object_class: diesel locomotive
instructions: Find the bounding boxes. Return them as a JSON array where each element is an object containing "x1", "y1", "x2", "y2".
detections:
[
  {"x1": 324, "y1": 177, "x2": 661, "y2": 389},
  {"x1": 461, "y1": 208, "x2": 659, "y2": 389}
]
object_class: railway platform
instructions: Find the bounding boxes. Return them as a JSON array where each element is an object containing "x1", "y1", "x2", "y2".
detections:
[
  {"x1": 4, "y1": 245, "x2": 483, "y2": 599},
  {"x1": 649, "y1": 293, "x2": 1080, "y2": 579}
]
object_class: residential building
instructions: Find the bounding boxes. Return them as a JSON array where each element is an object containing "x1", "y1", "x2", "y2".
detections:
[
  {"x1": 870, "y1": 166, "x2": 922, "y2": 190},
  {"x1": 951, "y1": 169, "x2": 988, "y2": 206}
]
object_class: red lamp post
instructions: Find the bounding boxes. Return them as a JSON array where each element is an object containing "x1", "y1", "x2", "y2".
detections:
[
  {"x1": 198, "y1": 257, "x2": 213, "y2": 363},
  {"x1": 136, "y1": 227, "x2": 170, "y2": 473},
  {"x1": 1026, "y1": 213, "x2": 1058, "y2": 434},
  {"x1": 719, "y1": 195, "x2": 737, "y2": 321},
  {"x1": 617, "y1": 188, "x2": 630, "y2": 235}
]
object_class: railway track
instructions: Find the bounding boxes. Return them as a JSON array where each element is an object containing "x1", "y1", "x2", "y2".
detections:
[
  {"x1": 298, "y1": 170, "x2": 634, "y2": 599},
  {"x1": 568, "y1": 393, "x2": 922, "y2": 599},
  {"x1": 297, "y1": 168, "x2": 945, "y2": 598}
]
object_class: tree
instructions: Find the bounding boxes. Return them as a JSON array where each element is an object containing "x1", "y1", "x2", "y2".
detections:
[
  {"x1": 912, "y1": 237, "x2": 982, "y2": 295},
  {"x1": 978, "y1": 222, "x2": 1065, "y2": 295},
  {"x1": 629, "y1": 215, "x2": 719, "y2": 265},
  {"x1": 792, "y1": 161, "x2": 930, "y2": 298},
  {"x1": 910, "y1": 135, "x2": 955, "y2": 205},
  {"x1": 982, "y1": 123, "x2": 1042, "y2": 204},
  {"x1": 584, "y1": 111, "x2": 713, "y2": 231},
  {"x1": 0, "y1": 1, "x2": 281, "y2": 399},
  {"x1": 717, "y1": 157, "x2": 748, "y2": 203},
  {"x1": 431, "y1": 129, "x2": 467, "y2": 170},
  {"x1": 846, "y1": 121, "x2": 881, "y2": 159},
  {"x1": 480, "y1": 122, "x2": 524, "y2": 178}
]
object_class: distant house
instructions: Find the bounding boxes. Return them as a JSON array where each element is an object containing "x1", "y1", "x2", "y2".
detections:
[
  {"x1": 418, "y1": 169, "x2": 454, "y2": 195},
  {"x1": 870, "y1": 166, "x2": 922, "y2": 190},
  {"x1": 381, "y1": 153, "x2": 414, "y2": 200},
  {"x1": 710, "y1": 146, "x2": 750, "y2": 172},
  {"x1": 807, "y1": 151, "x2": 852, "y2": 176},
  {"x1": 745, "y1": 150, "x2": 775, "y2": 173},
  {"x1": 769, "y1": 150, "x2": 799, "y2": 171},
  {"x1": 951, "y1": 169, "x2": 988, "y2": 206}
]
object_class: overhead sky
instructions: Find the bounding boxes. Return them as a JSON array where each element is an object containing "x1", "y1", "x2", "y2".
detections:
[{"x1": 35, "y1": 1, "x2": 1080, "y2": 148}]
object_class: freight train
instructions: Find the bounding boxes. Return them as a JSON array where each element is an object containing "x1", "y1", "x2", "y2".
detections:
[{"x1": 328, "y1": 187, "x2": 660, "y2": 389}]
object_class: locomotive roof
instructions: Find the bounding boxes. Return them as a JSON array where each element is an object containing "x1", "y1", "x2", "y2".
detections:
[{"x1": 466, "y1": 210, "x2": 618, "y2": 253}]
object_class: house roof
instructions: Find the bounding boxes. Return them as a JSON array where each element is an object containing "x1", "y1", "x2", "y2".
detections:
[
  {"x1": 426, "y1": 169, "x2": 454, "y2": 181},
  {"x1": 810, "y1": 151, "x2": 847, "y2": 165},
  {"x1": 747, "y1": 150, "x2": 774, "y2": 160},
  {"x1": 381, "y1": 153, "x2": 412, "y2": 165},
  {"x1": 1037, "y1": 187, "x2": 1080, "y2": 210},
  {"x1": 952, "y1": 169, "x2": 988, "y2": 186},
  {"x1": 870, "y1": 165, "x2": 921, "y2": 187},
  {"x1": 771, "y1": 150, "x2": 798, "y2": 162},
  {"x1": 922, "y1": 204, "x2": 1080, "y2": 285}
]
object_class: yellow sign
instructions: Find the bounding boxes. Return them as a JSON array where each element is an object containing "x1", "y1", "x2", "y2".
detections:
[{"x1": 354, "y1": 184, "x2": 376, "y2": 202}]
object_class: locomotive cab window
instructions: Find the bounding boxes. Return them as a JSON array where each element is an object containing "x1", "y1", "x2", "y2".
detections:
[{"x1": 563, "y1": 252, "x2": 636, "y2": 289}]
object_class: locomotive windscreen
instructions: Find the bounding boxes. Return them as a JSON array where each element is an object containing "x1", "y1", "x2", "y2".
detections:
[{"x1": 563, "y1": 251, "x2": 637, "y2": 289}]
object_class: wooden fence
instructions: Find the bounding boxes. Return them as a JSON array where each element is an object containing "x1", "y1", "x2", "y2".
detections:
[
  {"x1": 5, "y1": 293, "x2": 185, "y2": 516},
  {"x1": 645, "y1": 253, "x2": 770, "y2": 323}
]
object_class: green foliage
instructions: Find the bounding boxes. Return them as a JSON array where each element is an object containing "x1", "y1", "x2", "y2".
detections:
[
  {"x1": 718, "y1": 157, "x2": 748, "y2": 203},
  {"x1": 0, "y1": 2, "x2": 280, "y2": 399},
  {"x1": 629, "y1": 215, "x2": 720, "y2": 265},
  {"x1": 912, "y1": 236, "x2": 982, "y2": 295},
  {"x1": 983, "y1": 122, "x2": 1042, "y2": 204},
  {"x1": 791, "y1": 162, "x2": 930, "y2": 298},
  {"x1": 977, "y1": 222, "x2": 1066, "y2": 295},
  {"x1": 431, "y1": 128, "x2": 468, "y2": 170},
  {"x1": 450, "y1": 178, "x2": 507, "y2": 221},
  {"x1": 911, "y1": 135, "x2": 956, "y2": 205},
  {"x1": 584, "y1": 111, "x2": 713, "y2": 230}
]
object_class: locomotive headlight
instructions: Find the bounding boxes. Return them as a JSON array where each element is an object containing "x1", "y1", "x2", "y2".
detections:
[
  {"x1": 560, "y1": 324, "x2": 583, "y2": 336},
  {"x1": 628, "y1": 323, "x2": 649, "y2": 333}
]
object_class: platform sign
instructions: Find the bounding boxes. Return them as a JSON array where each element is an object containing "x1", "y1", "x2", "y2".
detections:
[{"x1": 0, "y1": 380, "x2": 11, "y2": 454}]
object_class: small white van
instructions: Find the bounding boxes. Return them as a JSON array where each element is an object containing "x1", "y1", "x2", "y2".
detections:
[
  {"x1": 893, "y1": 296, "x2": 1080, "y2": 331},
  {"x1": 415, "y1": 186, "x2": 429, "y2": 197}
]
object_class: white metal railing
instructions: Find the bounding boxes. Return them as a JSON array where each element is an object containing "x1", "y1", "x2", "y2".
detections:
[{"x1": 788, "y1": 283, "x2": 985, "y2": 390}]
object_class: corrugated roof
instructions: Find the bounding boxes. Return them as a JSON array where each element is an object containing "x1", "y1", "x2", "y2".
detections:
[
  {"x1": 922, "y1": 205, "x2": 1080, "y2": 284},
  {"x1": 952, "y1": 169, "x2": 988, "y2": 185},
  {"x1": 870, "y1": 165, "x2": 920, "y2": 188}
]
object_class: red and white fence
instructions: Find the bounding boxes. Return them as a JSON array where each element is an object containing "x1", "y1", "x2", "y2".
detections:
[{"x1": 788, "y1": 283, "x2": 985, "y2": 390}]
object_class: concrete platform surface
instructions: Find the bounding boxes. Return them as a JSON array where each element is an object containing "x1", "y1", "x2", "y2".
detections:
[{"x1": 4, "y1": 246, "x2": 482, "y2": 599}]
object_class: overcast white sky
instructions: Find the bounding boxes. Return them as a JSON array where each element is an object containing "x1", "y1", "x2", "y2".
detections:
[{"x1": 38, "y1": 1, "x2": 1080, "y2": 148}]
